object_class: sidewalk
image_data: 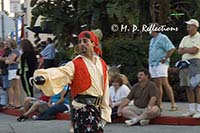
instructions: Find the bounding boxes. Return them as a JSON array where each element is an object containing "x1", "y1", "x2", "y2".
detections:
[
  {"x1": 161, "y1": 102, "x2": 188, "y2": 117},
  {"x1": 1, "y1": 102, "x2": 200, "y2": 133}
]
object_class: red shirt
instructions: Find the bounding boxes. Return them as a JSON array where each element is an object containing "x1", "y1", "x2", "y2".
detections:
[
  {"x1": 0, "y1": 48, "x2": 5, "y2": 57},
  {"x1": 38, "y1": 93, "x2": 50, "y2": 102}
]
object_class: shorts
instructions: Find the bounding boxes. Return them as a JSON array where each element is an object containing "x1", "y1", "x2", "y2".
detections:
[
  {"x1": 179, "y1": 68, "x2": 190, "y2": 87},
  {"x1": 127, "y1": 105, "x2": 147, "y2": 115},
  {"x1": 8, "y1": 69, "x2": 20, "y2": 80},
  {"x1": 1, "y1": 74, "x2": 10, "y2": 89},
  {"x1": 149, "y1": 63, "x2": 169, "y2": 78},
  {"x1": 29, "y1": 98, "x2": 49, "y2": 113}
]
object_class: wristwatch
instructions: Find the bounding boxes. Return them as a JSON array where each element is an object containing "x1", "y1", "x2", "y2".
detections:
[{"x1": 163, "y1": 57, "x2": 168, "y2": 60}]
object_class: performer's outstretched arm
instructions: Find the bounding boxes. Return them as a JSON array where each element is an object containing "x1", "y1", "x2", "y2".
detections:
[{"x1": 33, "y1": 62, "x2": 75, "y2": 96}]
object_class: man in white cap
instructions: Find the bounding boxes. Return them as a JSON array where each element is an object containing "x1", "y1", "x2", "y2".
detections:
[{"x1": 178, "y1": 19, "x2": 200, "y2": 118}]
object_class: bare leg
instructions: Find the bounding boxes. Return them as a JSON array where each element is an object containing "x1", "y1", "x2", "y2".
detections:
[
  {"x1": 11, "y1": 79, "x2": 21, "y2": 106},
  {"x1": 121, "y1": 106, "x2": 138, "y2": 119},
  {"x1": 181, "y1": 87, "x2": 196, "y2": 116},
  {"x1": 6, "y1": 87, "x2": 14, "y2": 105},
  {"x1": 23, "y1": 102, "x2": 40, "y2": 116},
  {"x1": 185, "y1": 87, "x2": 195, "y2": 103},
  {"x1": 15, "y1": 79, "x2": 21, "y2": 106},
  {"x1": 161, "y1": 77, "x2": 176, "y2": 108},
  {"x1": 153, "y1": 78, "x2": 162, "y2": 108},
  {"x1": 136, "y1": 106, "x2": 161, "y2": 121},
  {"x1": 23, "y1": 97, "x2": 32, "y2": 112},
  {"x1": 192, "y1": 87, "x2": 200, "y2": 118},
  {"x1": 69, "y1": 122, "x2": 74, "y2": 133},
  {"x1": 123, "y1": 106, "x2": 161, "y2": 126},
  {"x1": 195, "y1": 87, "x2": 200, "y2": 104}
]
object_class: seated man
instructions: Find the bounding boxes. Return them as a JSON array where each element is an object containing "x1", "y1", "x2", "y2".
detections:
[
  {"x1": 17, "y1": 93, "x2": 50, "y2": 122},
  {"x1": 117, "y1": 69, "x2": 161, "y2": 126}
]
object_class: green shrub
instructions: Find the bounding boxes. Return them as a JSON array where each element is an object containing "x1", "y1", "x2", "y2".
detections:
[{"x1": 102, "y1": 36, "x2": 149, "y2": 83}]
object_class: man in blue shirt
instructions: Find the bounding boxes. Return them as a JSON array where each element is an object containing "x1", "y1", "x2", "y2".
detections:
[
  {"x1": 40, "y1": 38, "x2": 55, "y2": 68},
  {"x1": 149, "y1": 24, "x2": 177, "y2": 111}
]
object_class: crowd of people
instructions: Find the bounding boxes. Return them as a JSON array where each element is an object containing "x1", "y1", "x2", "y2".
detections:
[
  {"x1": 0, "y1": 18, "x2": 200, "y2": 132},
  {"x1": 0, "y1": 37, "x2": 55, "y2": 96}
]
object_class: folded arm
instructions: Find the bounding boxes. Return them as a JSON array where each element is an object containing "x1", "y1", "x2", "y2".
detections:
[{"x1": 178, "y1": 46, "x2": 199, "y2": 55}]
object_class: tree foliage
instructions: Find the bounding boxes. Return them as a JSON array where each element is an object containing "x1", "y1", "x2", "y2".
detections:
[
  {"x1": 29, "y1": 0, "x2": 200, "y2": 101},
  {"x1": 30, "y1": 0, "x2": 76, "y2": 46}
]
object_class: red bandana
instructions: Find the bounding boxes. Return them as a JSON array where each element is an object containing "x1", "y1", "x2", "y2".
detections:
[{"x1": 78, "y1": 31, "x2": 102, "y2": 56}]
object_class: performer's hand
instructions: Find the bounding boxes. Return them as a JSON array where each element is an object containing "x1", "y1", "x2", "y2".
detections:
[{"x1": 35, "y1": 76, "x2": 46, "y2": 85}]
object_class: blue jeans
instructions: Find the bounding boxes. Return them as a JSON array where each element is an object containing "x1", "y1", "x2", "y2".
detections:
[
  {"x1": 37, "y1": 103, "x2": 68, "y2": 120},
  {"x1": 111, "y1": 107, "x2": 119, "y2": 120},
  {"x1": 1, "y1": 74, "x2": 10, "y2": 89}
]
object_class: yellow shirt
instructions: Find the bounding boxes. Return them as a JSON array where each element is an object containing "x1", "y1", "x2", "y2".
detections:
[
  {"x1": 179, "y1": 32, "x2": 200, "y2": 60},
  {"x1": 34, "y1": 55, "x2": 111, "y2": 122}
]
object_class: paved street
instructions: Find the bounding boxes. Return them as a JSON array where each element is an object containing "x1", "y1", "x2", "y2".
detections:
[{"x1": 1, "y1": 102, "x2": 200, "y2": 133}]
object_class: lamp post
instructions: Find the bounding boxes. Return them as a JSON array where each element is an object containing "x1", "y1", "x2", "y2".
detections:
[
  {"x1": 1, "y1": 0, "x2": 5, "y2": 41},
  {"x1": 15, "y1": 12, "x2": 18, "y2": 44}
]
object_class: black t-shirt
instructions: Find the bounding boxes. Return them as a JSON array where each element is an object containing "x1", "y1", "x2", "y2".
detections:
[
  {"x1": 21, "y1": 51, "x2": 38, "y2": 73},
  {"x1": 0, "y1": 48, "x2": 11, "y2": 75}
]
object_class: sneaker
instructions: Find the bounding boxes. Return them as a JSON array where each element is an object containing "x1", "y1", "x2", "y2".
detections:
[
  {"x1": 182, "y1": 111, "x2": 195, "y2": 117},
  {"x1": 125, "y1": 118, "x2": 138, "y2": 126},
  {"x1": 140, "y1": 119, "x2": 150, "y2": 126},
  {"x1": 192, "y1": 112, "x2": 200, "y2": 118},
  {"x1": 32, "y1": 115, "x2": 38, "y2": 120}
]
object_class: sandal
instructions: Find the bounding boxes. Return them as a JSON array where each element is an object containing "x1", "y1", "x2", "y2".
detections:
[
  {"x1": 2, "y1": 104, "x2": 15, "y2": 109},
  {"x1": 13, "y1": 105, "x2": 23, "y2": 110},
  {"x1": 17, "y1": 115, "x2": 28, "y2": 122},
  {"x1": 169, "y1": 106, "x2": 178, "y2": 111}
]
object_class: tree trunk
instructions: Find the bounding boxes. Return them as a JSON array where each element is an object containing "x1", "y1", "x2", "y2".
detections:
[
  {"x1": 159, "y1": 0, "x2": 170, "y2": 24},
  {"x1": 149, "y1": 0, "x2": 156, "y2": 22}
]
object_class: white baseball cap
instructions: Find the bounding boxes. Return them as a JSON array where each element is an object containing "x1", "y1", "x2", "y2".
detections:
[{"x1": 185, "y1": 19, "x2": 199, "y2": 27}]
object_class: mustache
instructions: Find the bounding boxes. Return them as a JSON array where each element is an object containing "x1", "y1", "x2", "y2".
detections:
[
  {"x1": 80, "y1": 45, "x2": 87, "y2": 49},
  {"x1": 75, "y1": 45, "x2": 87, "y2": 54},
  {"x1": 76, "y1": 51, "x2": 85, "y2": 55}
]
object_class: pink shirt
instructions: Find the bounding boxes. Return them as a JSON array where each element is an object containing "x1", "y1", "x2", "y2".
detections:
[{"x1": 0, "y1": 49, "x2": 4, "y2": 56}]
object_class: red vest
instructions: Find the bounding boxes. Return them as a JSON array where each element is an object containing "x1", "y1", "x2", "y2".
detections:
[{"x1": 71, "y1": 57, "x2": 107, "y2": 98}]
